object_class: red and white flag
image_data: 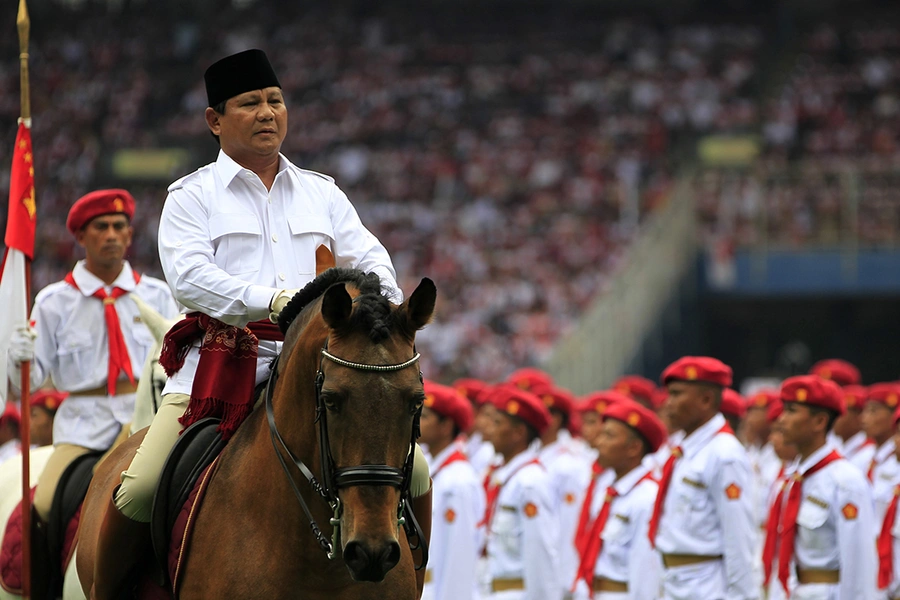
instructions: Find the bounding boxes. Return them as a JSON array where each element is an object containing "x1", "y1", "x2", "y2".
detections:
[{"x1": 0, "y1": 120, "x2": 36, "y2": 405}]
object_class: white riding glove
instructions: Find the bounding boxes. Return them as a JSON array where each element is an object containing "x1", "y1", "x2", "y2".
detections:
[
  {"x1": 9, "y1": 325, "x2": 37, "y2": 363},
  {"x1": 269, "y1": 289, "x2": 301, "y2": 323}
]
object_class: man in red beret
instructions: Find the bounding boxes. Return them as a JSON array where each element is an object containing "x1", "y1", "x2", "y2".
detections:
[
  {"x1": 649, "y1": 356, "x2": 756, "y2": 600},
  {"x1": 829, "y1": 384, "x2": 874, "y2": 474},
  {"x1": 484, "y1": 387, "x2": 561, "y2": 600},
  {"x1": 764, "y1": 375, "x2": 875, "y2": 599},
  {"x1": 5, "y1": 187, "x2": 178, "y2": 589},
  {"x1": 530, "y1": 383, "x2": 592, "y2": 595},
  {"x1": 576, "y1": 390, "x2": 633, "y2": 450},
  {"x1": 29, "y1": 389, "x2": 68, "y2": 448},
  {"x1": 454, "y1": 378, "x2": 499, "y2": 479},
  {"x1": 419, "y1": 381, "x2": 484, "y2": 600},
  {"x1": 95, "y1": 50, "x2": 423, "y2": 599},
  {"x1": 720, "y1": 388, "x2": 747, "y2": 434},
  {"x1": 743, "y1": 389, "x2": 783, "y2": 534},
  {"x1": 861, "y1": 383, "x2": 900, "y2": 523},
  {"x1": 571, "y1": 401, "x2": 665, "y2": 599},
  {"x1": 0, "y1": 402, "x2": 21, "y2": 466}
]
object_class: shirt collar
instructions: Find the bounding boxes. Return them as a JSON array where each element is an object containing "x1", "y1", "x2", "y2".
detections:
[
  {"x1": 875, "y1": 438, "x2": 896, "y2": 462},
  {"x1": 795, "y1": 440, "x2": 837, "y2": 473},
  {"x1": 494, "y1": 447, "x2": 539, "y2": 485},
  {"x1": 680, "y1": 413, "x2": 727, "y2": 458},
  {"x1": 215, "y1": 149, "x2": 291, "y2": 188},
  {"x1": 429, "y1": 441, "x2": 464, "y2": 471},
  {"x1": 844, "y1": 430, "x2": 869, "y2": 453},
  {"x1": 72, "y1": 260, "x2": 136, "y2": 296},
  {"x1": 611, "y1": 463, "x2": 652, "y2": 496}
]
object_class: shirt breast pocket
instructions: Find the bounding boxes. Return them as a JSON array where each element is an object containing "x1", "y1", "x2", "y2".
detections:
[
  {"x1": 57, "y1": 331, "x2": 94, "y2": 375},
  {"x1": 491, "y1": 508, "x2": 521, "y2": 558},
  {"x1": 209, "y1": 213, "x2": 262, "y2": 276},
  {"x1": 288, "y1": 214, "x2": 334, "y2": 275},
  {"x1": 796, "y1": 499, "x2": 829, "y2": 531},
  {"x1": 676, "y1": 480, "x2": 713, "y2": 534}
]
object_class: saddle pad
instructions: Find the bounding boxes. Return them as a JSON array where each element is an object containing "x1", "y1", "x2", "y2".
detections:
[
  {"x1": 0, "y1": 488, "x2": 34, "y2": 594},
  {"x1": 168, "y1": 455, "x2": 221, "y2": 595}
]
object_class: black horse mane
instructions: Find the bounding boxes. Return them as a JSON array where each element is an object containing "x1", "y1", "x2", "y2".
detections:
[{"x1": 277, "y1": 268, "x2": 397, "y2": 342}]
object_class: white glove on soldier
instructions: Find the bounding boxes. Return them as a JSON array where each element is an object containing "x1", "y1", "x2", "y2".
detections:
[
  {"x1": 9, "y1": 325, "x2": 36, "y2": 363},
  {"x1": 269, "y1": 289, "x2": 301, "y2": 323}
]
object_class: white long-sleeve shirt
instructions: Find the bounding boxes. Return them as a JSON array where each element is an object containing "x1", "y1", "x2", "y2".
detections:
[
  {"x1": 870, "y1": 441, "x2": 900, "y2": 524},
  {"x1": 782, "y1": 442, "x2": 877, "y2": 600},
  {"x1": 157, "y1": 150, "x2": 400, "y2": 395},
  {"x1": 486, "y1": 448, "x2": 561, "y2": 600},
  {"x1": 655, "y1": 413, "x2": 758, "y2": 600},
  {"x1": 424, "y1": 443, "x2": 486, "y2": 600}
]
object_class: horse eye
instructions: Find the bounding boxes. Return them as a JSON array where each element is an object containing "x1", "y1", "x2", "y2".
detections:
[
  {"x1": 411, "y1": 396, "x2": 425, "y2": 414},
  {"x1": 321, "y1": 395, "x2": 339, "y2": 412}
]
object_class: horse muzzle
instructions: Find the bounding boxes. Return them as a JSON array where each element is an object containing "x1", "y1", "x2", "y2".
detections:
[{"x1": 343, "y1": 537, "x2": 402, "y2": 582}]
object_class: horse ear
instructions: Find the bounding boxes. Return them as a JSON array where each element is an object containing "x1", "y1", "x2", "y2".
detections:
[
  {"x1": 403, "y1": 277, "x2": 436, "y2": 331},
  {"x1": 321, "y1": 282, "x2": 353, "y2": 329}
]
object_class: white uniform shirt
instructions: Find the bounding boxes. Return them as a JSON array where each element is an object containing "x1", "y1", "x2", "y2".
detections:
[
  {"x1": 424, "y1": 443, "x2": 486, "y2": 600},
  {"x1": 655, "y1": 413, "x2": 757, "y2": 600},
  {"x1": 13, "y1": 261, "x2": 178, "y2": 449},
  {"x1": 748, "y1": 442, "x2": 782, "y2": 529},
  {"x1": 486, "y1": 448, "x2": 561, "y2": 600},
  {"x1": 871, "y1": 441, "x2": 900, "y2": 524},
  {"x1": 830, "y1": 430, "x2": 876, "y2": 475},
  {"x1": 0, "y1": 439, "x2": 20, "y2": 466},
  {"x1": 592, "y1": 465, "x2": 661, "y2": 600},
  {"x1": 783, "y1": 443, "x2": 877, "y2": 600},
  {"x1": 540, "y1": 437, "x2": 592, "y2": 592},
  {"x1": 158, "y1": 150, "x2": 400, "y2": 395}
]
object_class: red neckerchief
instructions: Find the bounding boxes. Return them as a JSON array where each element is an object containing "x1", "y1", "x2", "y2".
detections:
[
  {"x1": 762, "y1": 449, "x2": 842, "y2": 593},
  {"x1": 648, "y1": 422, "x2": 733, "y2": 547},
  {"x1": 573, "y1": 470, "x2": 654, "y2": 591},
  {"x1": 574, "y1": 462, "x2": 605, "y2": 554},
  {"x1": 65, "y1": 270, "x2": 141, "y2": 396},
  {"x1": 159, "y1": 312, "x2": 284, "y2": 440},
  {"x1": 430, "y1": 448, "x2": 468, "y2": 481},
  {"x1": 878, "y1": 484, "x2": 900, "y2": 589}
]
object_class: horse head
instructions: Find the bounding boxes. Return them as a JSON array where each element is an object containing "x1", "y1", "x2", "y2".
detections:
[{"x1": 276, "y1": 269, "x2": 435, "y2": 583}]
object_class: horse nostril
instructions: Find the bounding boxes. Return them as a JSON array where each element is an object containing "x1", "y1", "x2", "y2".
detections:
[
  {"x1": 343, "y1": 540, "x2": 401, "y2": 581},
  {"x1": 379, "y1": 541, "x2": 401, "y2": 572},
  {"x1": 343, "y1": 540, "x2": 369, "y2": 576}
]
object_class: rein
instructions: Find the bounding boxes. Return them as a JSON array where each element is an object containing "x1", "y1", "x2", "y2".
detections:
[{"x1": 264, "y1": 339, "x2": 429, "y2": 569}]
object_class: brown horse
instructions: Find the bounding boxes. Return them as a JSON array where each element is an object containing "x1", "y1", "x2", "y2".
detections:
[{"x1": 76, "y1": 269, "x2": 436, "y2": 599}]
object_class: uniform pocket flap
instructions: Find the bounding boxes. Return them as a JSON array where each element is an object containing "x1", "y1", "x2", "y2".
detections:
[
  {"x1": 209, "y1": 213, "x2": 261, "y2": 240},
  {"x1": 288, "y1": 214, "x2": 334, "y2": 238}
]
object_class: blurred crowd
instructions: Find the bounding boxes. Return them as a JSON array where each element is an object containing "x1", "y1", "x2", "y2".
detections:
[{"x1": 0, "y1": 3, "x2": 763, "y2": 382}]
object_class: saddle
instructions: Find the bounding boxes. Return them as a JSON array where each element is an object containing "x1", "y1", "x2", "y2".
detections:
[{"x1": 149, "y1": 417, "x2": 225, "y2": 594}]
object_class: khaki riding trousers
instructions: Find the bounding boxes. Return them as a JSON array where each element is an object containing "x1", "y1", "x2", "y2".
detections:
[{"x1": 115, "y1": 393, "x2": 431, "y2": 522}]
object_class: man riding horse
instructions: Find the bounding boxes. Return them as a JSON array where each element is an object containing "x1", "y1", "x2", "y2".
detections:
[
  {"x1": 6, "y1": 189, "x2": 179, "y2": 595},
  {"x1": 91, "y1": 49, "x2": 432, "y2": 599}
]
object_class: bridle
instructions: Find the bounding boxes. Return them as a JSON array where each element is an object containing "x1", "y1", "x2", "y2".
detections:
[{"x1": 264, "y1": 337, "x2": 428, "y2": 569}]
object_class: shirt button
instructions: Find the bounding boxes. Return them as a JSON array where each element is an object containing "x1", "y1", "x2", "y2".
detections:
[
  {"x1": 278, "y1": 273, "x2": 286, "y2": 281},
  {"x1": 272, "y1": 234, "x2": 278, "y2": 243}
]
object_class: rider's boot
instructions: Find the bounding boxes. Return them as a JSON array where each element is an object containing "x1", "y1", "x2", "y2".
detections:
[
  {"x1": 411, "y1": 484, "x2": 432, "y2": 600},
  {"x1": 90, "y1": 485, "x2": 149, "y2": 600}
]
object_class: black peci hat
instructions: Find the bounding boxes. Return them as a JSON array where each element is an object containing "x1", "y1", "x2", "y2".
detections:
[{"x1": 204, "y1": 49, "x2": 281, "y2": 108}]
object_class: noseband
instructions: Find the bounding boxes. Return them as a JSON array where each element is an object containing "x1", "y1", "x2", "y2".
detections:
[{"x1": 264, "y1": 339, "x2": 428, "y2": 568}]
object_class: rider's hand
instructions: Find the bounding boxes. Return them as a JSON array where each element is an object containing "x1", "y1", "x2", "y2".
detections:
[
  {"x1": 269, "y1": 289, "x2": 301, "y2": 323},
  {"x1": 9, "y1": 325, "x2": 37, "y2": 363}
]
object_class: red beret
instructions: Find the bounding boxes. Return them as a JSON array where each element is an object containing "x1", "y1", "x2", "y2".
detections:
[
  {"x1": 452, "y1": 378, "x2": 489, "y2": 404},
  {"x1": 613, "y1": 375, "x2": 657, "y2": 404},
  {"x1": 766, "y1": 399, "x2": 784, "y2": 423},
  {"x1": 30, "y1": 389, "x2": 68, "y2": 413},
  {"x1": 780, "y1": 375, "x2": 846, "y2": 415},
  {"x1": 809, "y1": 359, "x2": 861, "y2": 386},
  {"x1": 661, "y1": 356, "x2": 732, "y2": 388},
  {"x1": 748, "y1": 389, "x2": 780, "y2": 410},
  {"x1": 721, "y1": 388, "x2": 747, "y2": 419},
  {"x1": 866, "y1": 383, "x2": 900, "y2": 410},
  {"x1": 530, "y1": 383, "x2": 576, "y2": 417},
  {"x1": 66, "y1": 189, "x2": 136, "y2": 235},
  {"x1": 423, "y1": 380, "x2": 474, "y2": 433},
  {"x1": 491, "y1": 386, "x2": 552, "y2": 435},
  {"x1": 577, "y1": 390, "x2": 634, "y2": 415},
  {"x1": 603, "y1": 402, "x2": 668, "y2": 453},
  {"x1": 0, "y1": 402, "x2": 20, "y2": 427},
  {"x1": 506, "y1": 368, "x2": 554, "y2": 392},
  {"x1": 841, "y1": 385, "x2": 868, "y2": 411}
]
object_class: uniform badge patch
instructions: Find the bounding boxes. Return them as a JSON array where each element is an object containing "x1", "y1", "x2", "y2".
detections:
[
  {"x1": 444, "y1": 508, "x2": 456, "y2": 523},
  {"x1": 564, "y1": 493, "x2": 576, "y2": 505},
  {"x1": 842, "y1": 503, "x2": 858, "y2": 520},
  {"x1": 725, "y1": 483, "x2": 741, "y2": 500},
  {"x1": 523, "y1": 502, "x2": 538, "y2": 518}
]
